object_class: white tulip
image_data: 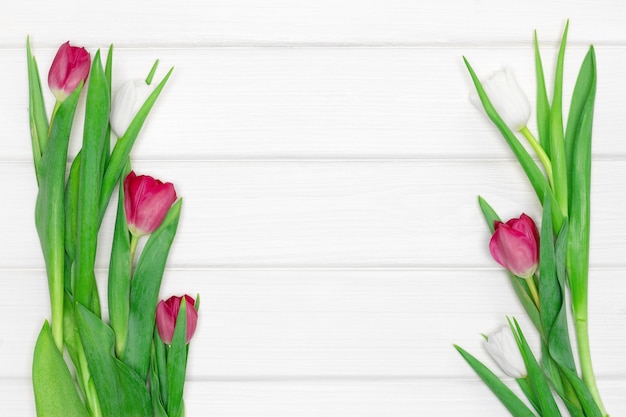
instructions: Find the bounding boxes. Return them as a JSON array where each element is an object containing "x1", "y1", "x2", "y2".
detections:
[
  {"x1": 484, "y1": 326, "x2": 527, "y2": 378},
  {"x1": 110, "y1": 79, "x2": 154, "y2": 138},
  {"x1": 470, "y1": 68, "x2": 531, "y2": 132}
]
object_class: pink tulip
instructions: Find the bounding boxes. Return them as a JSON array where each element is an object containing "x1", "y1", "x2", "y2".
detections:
[
  {"x1": 48, "y1": 41, "x2": 91, "y2": 102},
  {"x1": 124, "y1": 171, "x2": 177, "y2": 237},
  {"x1": 489, "y1": 214, "x2": 539, "y2": 279},
  {"x1": 156, "y1": 295, "x2": 198, "y2": 344}
]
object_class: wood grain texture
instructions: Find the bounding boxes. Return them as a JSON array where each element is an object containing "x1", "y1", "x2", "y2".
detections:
[
  {"x1": 2, "y1": 0, "x2": 626, "y2": 415},
  {"x1": 3, "y1": 160, "x2": 626, "y2": 268},
  {"x1": 2, "y1": 1, "x2": 626, "y2": 47},
  {"x1": 3, "y1": 46, "x2": 626, "y2": 160}
]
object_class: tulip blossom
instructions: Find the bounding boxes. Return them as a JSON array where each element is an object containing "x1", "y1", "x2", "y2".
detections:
[
  {"x1": 469, "y1": 68, "x2": 531, "y2": 132},
  {"x1": 484, "y1": 326, "x2": 527, "y2": 379},
  {"x1": 489, "y1": 214, "x2": 539, "y2": 279},
  {"x1": 110, "y1": 79, "x2": 154, "y2": 137},
  {"x1": 48, "y1": 41, "x2": 91, "y2": 102},
  {"x1": 156, "y1": 295, "x2": 198, "y2": 344},
  {"x1": 124, "y1": 171, "x2": 177, "y2": 237}
]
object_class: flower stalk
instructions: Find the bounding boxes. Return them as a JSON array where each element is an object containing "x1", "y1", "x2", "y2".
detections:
[{"x1": 457, "y1": 23, "x2": 609, "y2": 417}]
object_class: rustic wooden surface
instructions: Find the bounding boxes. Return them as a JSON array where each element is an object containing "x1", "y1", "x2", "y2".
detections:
[{"x1": 1, "y1": 1, "x2": 625, "y2": 415}]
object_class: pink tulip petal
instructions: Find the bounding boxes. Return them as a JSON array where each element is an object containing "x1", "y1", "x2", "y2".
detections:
[{"x1": 123, "y1": 171, "x2": 177, "y2": 237}]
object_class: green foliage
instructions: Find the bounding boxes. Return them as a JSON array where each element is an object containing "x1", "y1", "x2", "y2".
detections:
[
  {"x1": 33, "y1": 322, "x2": 89, "y2": 417},
  {"x1": 454, "y1": 345, "x2": 536, "y2": 417},
  {"x1": 76, "y1": 304, "x2": 152, "y2": 417},
  {"x1": 123, "y1": 200, "x2": 182, "y2": 380}
]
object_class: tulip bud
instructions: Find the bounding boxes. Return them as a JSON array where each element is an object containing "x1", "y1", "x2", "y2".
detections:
[
  {"x1": 156, "y1": 295, "x2": 198, "y2": 344},
  {"x1": 123, "y1": 171, "x2": 177, "y2": 237},
  {"x1": 484, "y1": 326, "x2": 527, "y2": 378},
  {"x1": 489, "y1": 214, "x2": 539, "y2": 279},
  {"x1": 469, "y1": 68, "x2": 531, "y2": 132},
  {"x1": 110, "y1": 79, "x2": 154, "y2": 137},
  {"x1": 48, "y1": 41, "x2": 91, "y2": 102}
]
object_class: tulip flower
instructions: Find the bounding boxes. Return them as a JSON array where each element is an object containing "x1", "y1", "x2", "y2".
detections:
[
  {"x1": 48, "y1": 41, "x2": 91, "y2": 102},
  {"x1": 484, "y1": 326, "x2": 527, "y2": 379},
  {"x1": 489, "y1": 214, "x2": 539, "y2": 280},
  {"x1": 124, "y1": 171, "x2": 177, "y2": 238},
  {"x1": 156, "y1": 295, "x2": 198, "y2": 344},
  {"x1": 469, "y1": 68, "x2": 530, "y2": 132},
  {"x1": 110, "y1": 79, "x2": 154, "y2": 137}
]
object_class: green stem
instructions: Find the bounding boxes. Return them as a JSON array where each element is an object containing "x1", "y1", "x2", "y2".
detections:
[
  {"x1": 77, "y1": 336, "x2": 103, "y2": 417},
  {"x1": 525, "y1": 276, "x2": 540, "y2": 311},
  {"x1": 50, "y1": 263, "x2": 64, "y2": 351},
  {"x1": 520, "y1": 126, "x2": 554, "y2": 189},
  {"x1": 575, "y1": 314, "x2": 609, "y2": 416},
  {"x1": 48, "y1": 101, "x2": 61, "y2": 137},
  {"x1": 130, "y1": 234, "x2": 139, "y2": 264}
]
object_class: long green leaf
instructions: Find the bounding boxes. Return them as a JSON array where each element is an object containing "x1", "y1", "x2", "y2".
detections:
[
  {"x1": 33, "y1": 321, "x2": 89, "y2": 417},
  {"x1": 108, "y1": 162, "x2": 132, "y2": 356},
  {"x1": 454, "y1": 345, "x2": 536, "y2": 417},
  {"x1": 123, "y1": 199, "x2": 182, "y2": 380},
  {"x1": 560, "y1": 367, "x2": 603, "y2": 417},
  {"x1": 539, "y1": 198, "x2": 576, "y2": 372},
  {"x1": 35, "y1": 85, "x2": 82, "y2": 350},
  {"x1": 464, "y1": 58, "x2": 563, "y2": 232},
  {"x1": 167, "y1": 300, "x2": 188, "y2": 417},
  {"x1": 74, "y1": 50, "x2": 110, "y2": 315},
  {"x1": 98, "y1": 68, "x2": 174, "y2": 223},
  {"x1": 64, "y1": 152, "x2": 81, "y2": 265},
  {"x1": 549, "y1": 21, "x2": 569, "y2": 217},
  {"x1": 566, "y1": 46, "x2": 596, "y2": 318},
  {"x1": 26, "y1": 37, "x2": 49, "y2": 182},
  {"x1": 76, "y1": 304, "x2": 151, "y2": 417},
  {"x1": 533, "y1": 31, "x2": 551, "y2": 156},
  {"x1": 511, "y1": 319, "x2": 562, "y2": 417},
  {"x1": 101, "y1": 45, "x2": 114, "y2": 177}
]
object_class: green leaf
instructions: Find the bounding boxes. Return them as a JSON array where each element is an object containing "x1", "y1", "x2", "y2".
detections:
[
  {"x1": 152, "y1": 330, "x2": 169, "y2": 410},
  {"x1": 559, "y1": 367, "x2": 603, "y2": 417},
  {"x1": 539, "y1": 198, "x2": 576, "y2": 372},
  {"x1": 108, "y1": 162, "x2": 133, "y2": 356},
  {"x1": 549, "y1": 21, "x2": 569, "y2": 218},
  {"x1": 516, "y1": 377, "x2": 541, "y2": 414},
  {"x1": 566, "y1": 46, "x2": 596, "y2": 319},
  {"x1": 35, "y1": 84, "x2": 82, "y2": 350},
  {"x1": 98, "y1": 67, "x2": 174, "y2": 223},
  {"x1": 33, "y1": 321, "x2": 89, "y2": 417},
  {"x1": 64, "y1": 152, "x2": 81, "y2": 264},
  {"x1": 146, "y1": 59, "x2": 160, "y2": 85},
  {"x1": 101, "y1": 45, "x2": 114, "y2": 177},
  {"x1": 533, "y1": 31, "x2": 551, "y2": 157},
  {"x1": 26, "y1": 36, "x2": 49, "y2": 182},
  {"x1": 74, "y1": 50, "x2": 110, "y2": 315},
  {"x1": 76, "y1": 303, "x2": 152, "y2": 417},
  {"x1": 123, "y1": 199, "x2": 182, "y2": 380},
  {"x1": 168, "y1": 300, "x2": 189, "y2": 417},
  {"x1": 464, "y1": 57, "x2": 563, "y2": 232},
  {"x1": 510, "y1": 319, "x2": 562, "y2": 417},
  {"x1": 454, "y1": 345, "x2": 536, "y2": 417},
  {"x1": 478, "y1": 196, "x2": 500, "y2": 233}
]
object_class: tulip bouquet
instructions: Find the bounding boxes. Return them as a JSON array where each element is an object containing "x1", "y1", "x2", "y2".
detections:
[
  {"x1": 27, "y1": 38, "x2": 198, "y2": 417},
  {"x1": 454, "y1": 23, "x2": 610, "y2": 417}
]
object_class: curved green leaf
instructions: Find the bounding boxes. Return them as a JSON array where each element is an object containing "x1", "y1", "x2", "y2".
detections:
[
  {"x1": 33, "y1": 321, "x2": 89, "y2": 417},
  {"x1": 464, "y1": 58, "x2": 563, "y2": 232},
  {"x1": 123, "y1": 199, "x2": 182, "y2": 380},
  {"x1": 454, "y1": 345, "x2": 536, "y2": 417},
  {"x1": 76, "y1": 304, "x2": 151, "y2": 417},
  {"x1": 98, "y1": 67, "x2": 174, "y2": 223}
]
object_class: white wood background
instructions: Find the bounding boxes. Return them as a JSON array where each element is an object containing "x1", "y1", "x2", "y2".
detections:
[{"x1": 1, "y1": 1, "x2": 626, "y2": 415}]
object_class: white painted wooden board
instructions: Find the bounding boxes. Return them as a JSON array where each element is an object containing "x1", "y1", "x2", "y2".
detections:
[{"x1": 1, "y1": 1, "x2": 625, "y2": 416}]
